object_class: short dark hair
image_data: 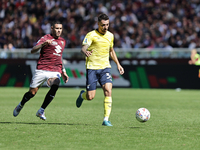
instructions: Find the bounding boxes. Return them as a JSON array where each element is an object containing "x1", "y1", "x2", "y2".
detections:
[
  {"x1": 51, "y1": 20, "x2": 62, "y2": 27},
  {"x1": 98, "y1": 14, "x2": 109, "y2": 22}
]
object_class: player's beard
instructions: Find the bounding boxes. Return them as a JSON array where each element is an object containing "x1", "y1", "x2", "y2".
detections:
[
  {"x1": 54, "y1": 32, "x2": 61, "y2": 38},
  {"x1": 101, "y1": 28, "x2": 107, "y2": 34},
  {"x1": 56, "y1": 32, "x2": 61, "y2": 37}
]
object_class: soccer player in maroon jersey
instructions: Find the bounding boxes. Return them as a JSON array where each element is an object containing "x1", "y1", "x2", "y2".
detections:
[{"x1": 13, "y1": 21, "x2": 69, "y2": 120}]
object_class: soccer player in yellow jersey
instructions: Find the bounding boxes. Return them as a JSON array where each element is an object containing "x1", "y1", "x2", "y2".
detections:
[
  {"x1": 188, "y1": 49, "x2": 200, "y2": 78},
  {"x1": 76, "y1": 13, "x2": 124, "y2": 126}
]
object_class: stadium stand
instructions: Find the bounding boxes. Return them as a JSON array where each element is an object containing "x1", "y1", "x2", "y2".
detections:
[{"x1": 0, "y1": 0, "x2": 200, "y2": 51}]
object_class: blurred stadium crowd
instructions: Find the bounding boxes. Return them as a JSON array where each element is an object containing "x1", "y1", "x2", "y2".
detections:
[{"x1": 0, "y1": 0, "x2": 200, "y2": 50}]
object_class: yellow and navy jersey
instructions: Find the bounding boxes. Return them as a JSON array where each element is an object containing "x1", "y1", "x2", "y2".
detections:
[
  {"x1": 194, "y1": 53, "x2": 200, "y2": 65},
  {"x1": 82, "y1": 29, "x2": 114, "y2": 69}
]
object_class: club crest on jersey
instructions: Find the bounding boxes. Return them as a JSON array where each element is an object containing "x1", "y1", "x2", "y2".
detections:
[
  {"x1": 83, "y1": 38, "x2": 87, "y2": 44},
  {"x1": 61, "y1": 41, "x2": 64, "y2": 46}
]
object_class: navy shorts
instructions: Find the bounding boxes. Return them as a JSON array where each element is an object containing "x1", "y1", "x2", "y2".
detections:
[{"x1": 86, "y1": 68, "x2": 112, "y2": 91}]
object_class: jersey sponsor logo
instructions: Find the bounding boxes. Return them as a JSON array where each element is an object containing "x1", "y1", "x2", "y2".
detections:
[{"x1": 53, "y1": 45, "x2": 62, "y2": 56}]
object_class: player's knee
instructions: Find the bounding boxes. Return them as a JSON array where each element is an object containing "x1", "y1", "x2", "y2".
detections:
[
  {"x1": 29, "y1": 89, "x2": 38, "y2": 95},
  {"x1": 104, "y1": 89, "x2": 112, "y2": 96},
  {"x1": 53, "y1": 78, "x2": 60, "y2": 85},
  {"x1": 48, "y1": 78, "x2": 60, "y2": 86}
]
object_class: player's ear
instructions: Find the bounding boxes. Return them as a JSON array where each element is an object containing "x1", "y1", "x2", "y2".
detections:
[{"x1": 51, "y1": 25, "x2": 54, "y2": 31}]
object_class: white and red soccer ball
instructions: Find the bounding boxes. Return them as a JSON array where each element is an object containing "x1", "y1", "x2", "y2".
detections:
[{"x1": 136, "y1": 108, "x2": 150, "y2": 122}]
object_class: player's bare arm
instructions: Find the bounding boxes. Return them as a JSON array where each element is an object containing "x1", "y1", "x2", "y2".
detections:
[
  {"x1": 61, "y1": 58, "x2": 69, "y2": 83},
  {"x1": 109, "y1": 47, "x2": 124, "y2": 75},
  {"x1": 81, "y1": 45, "x2": 93, "y2": 57},
  {"x1": 31, "y1": 40, "x2": 53, "y2": 54},
  {"x1": 188, "y1": 49, "x2": 198, "y2": 65},
  {"x1": 61, "y1": 71, "x2": 69, "y2": 83}
]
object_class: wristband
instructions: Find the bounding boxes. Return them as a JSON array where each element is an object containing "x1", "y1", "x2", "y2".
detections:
[{"x1": 62, "y1": 68, "x2": 66, "y2": 72}]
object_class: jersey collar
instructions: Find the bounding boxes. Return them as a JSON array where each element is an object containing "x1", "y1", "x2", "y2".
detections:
[{"x1": 95, "y1": 29, "x2": 106, "y2": 35}]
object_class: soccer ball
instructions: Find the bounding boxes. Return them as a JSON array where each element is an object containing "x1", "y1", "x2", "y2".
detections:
[{"x1": 136, "y1": 108, "x2": 150, "y2": 122}]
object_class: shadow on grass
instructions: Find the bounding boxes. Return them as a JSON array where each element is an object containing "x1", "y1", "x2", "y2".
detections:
[
  {"x1": 0, "y1": 121, "x2": 89, "y2": 126},
  {"x1": 129, "y1": 127, "x2": 141, "y2": 128},
  {"x1": 0, "y1": 122, "x2": 141, "y2": 127}
]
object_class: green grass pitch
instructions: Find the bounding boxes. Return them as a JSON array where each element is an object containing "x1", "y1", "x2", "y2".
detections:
[{"x1": 0, "y1": 87, "x2": 200, "y2": 150}]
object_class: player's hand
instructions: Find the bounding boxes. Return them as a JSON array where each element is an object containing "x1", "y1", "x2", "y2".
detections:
[
  {"x1": 84, "y1": 50, "x2": 93, "y2": 57},
  {"x1": 62, "y1": 72, "x2": 69, "y2": 83},
  {"x1": 118, "y1": 65, "x2": 124, "y2": 75},
  {"x1": 43, "y1": 40, "x2": 53, "y2": 46},
  {"x1": 188, "y1": 60, "x2": 193, "y2": 65}
]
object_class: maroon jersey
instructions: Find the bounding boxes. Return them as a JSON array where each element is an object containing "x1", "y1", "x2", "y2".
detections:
[{"x1": 36, "y1": 34, "x2": 66, "y2": 73}]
